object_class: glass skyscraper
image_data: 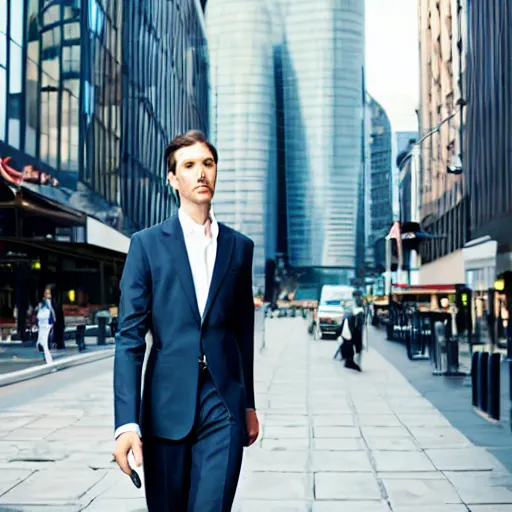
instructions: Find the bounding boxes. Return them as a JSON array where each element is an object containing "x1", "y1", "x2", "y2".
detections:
[
  {"x1": 282, "y1": 1, "x2": 365, "y2": 271},
  {"x1": 207, "y1": 0, "x2": 366, "y2": 286},
  {"x1": 0, "y1": 0, "x2": 209, "y2": 338},
  {"x1": 206, "y1": 0, "x2": 277, "y2": 288}
]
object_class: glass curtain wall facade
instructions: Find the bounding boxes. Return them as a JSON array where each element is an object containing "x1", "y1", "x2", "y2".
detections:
[
  {"x1": 0, "y1": 0, "x2": 209, "y2": 235},
  {"x1": 1, "y1": 0, "x2": 82, "y2": 175},
  {"x1": 206, "y1": 0, "x2": 277, "y2": 288},
  {"x1": 122, "y1": 0, "x2": 209, "y2": 232},
  {"x1": 466, "y1": 0, "x2": 512, "y2": 242},
  {"x1": 281, "y1": 0, "x2": 365, "y2": 270},
  {"x1": 368, "y1": 96, "x2": 392, "y2": 241}
]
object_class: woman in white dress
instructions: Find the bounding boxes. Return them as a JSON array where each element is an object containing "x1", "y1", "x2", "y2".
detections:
[{"x1": 36, "y1": 288, "x2": 56, "y2": 364}]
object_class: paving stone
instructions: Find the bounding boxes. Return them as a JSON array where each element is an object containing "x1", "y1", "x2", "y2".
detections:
[
  {"x1": 444, "y1": 470, "x2": 512, "y2": 504},
  {"x1": 261, "y1": 439, "x2": 310, "y2": 451},
  {"x1": 232, "y1": 500, "x2": 309, "y2": 511},
  {"x1": 0, "y1": 506, "x2": 82, "y2": 512},
  {"x1": 364, "y1": 436, "x2": 420, "y2": 451},
  {"x1": 312, "y1": 415, "x2": 355, "y2": 427},
  {"x1": 312, "y1": 501, "x2": 391, "y2": 512},
  {"x1": 409, "y1": 428, "x2": 471, "y2": 449},
  {"x1": 263, "y1": 426, "x2": 309, "y2": 439},
  {"x1": 0, "y1": 416, "x2": 41, "y2": 431},
  {"x1": 1, "y1": 428, "x2": 57, "y2": 441},
  {"x1": 377, "y1": 472, "x2": 447, "y2": 480},
  {"x1": 426, "y1": 447, "x2": 500, "y2": 471},
  {"x1": 81, "y1": 498, "x2": 147, "y2": 511},
  {"x1": 397, "y1": 414, "x2": 452, "y2": 428},
  {"x1": 23, "y1": 416, "x2": 81, "y2": 430},
  {"x1": 242, "y1": 449, "x2": 308, "y2": 472},
  {"x1": 314, "y1": 473, "x2": 382, "y2": 500},
  {"x1": 313, "y1": 438, "x2": 366, "y2": 451},
  {"x1": 0, "y1": 468, "x2": 33, "y2": 495},
  {"x1": 373, "y1": 451, "x2": 436, "y2": 472},
  {"x1": 264, "y1": 415, "x2": 309, "y2": 427},
  {"x1": 0, "y1": 468, "x2": 107, "y2": 505},
  {"x1": 361, "y1": 426, "x2": 411, "y2": 438},
  {"x1": 313, "y1": 426, "x2": 361, "y2": 438},
  {"x1": 470, "y1": 507, "x2": 512, "y2": 511},
  {"x1": 311, "y1": 450, "x2": 372, "y2": 472},
  {"x1": 357, "y1": 415, "x2": 403, "y2": 427},
  {"x1": 382, "y1": 477, "x2": 462, "y2": 506},
  {"x1": 391, "y1": 505, "x2": 468, "y2": 512},
  {"x1": 45, "y1": 427, "x2": 114, "y2": 441},
  {"x1": 235, "y1": 472, "x2": 308, "y2": 500}
]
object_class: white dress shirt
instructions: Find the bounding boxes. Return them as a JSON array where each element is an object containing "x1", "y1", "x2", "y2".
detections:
[{"x1": 114, "y1": 208, "x2": 218, "y2": 440}]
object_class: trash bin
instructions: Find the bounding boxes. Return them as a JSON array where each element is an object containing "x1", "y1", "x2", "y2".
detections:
[{"x1": 76, "y1": 324, "x2": 86, "y2": 352}]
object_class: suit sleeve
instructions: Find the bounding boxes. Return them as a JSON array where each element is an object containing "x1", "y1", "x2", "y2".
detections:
[
  {"x1": 236, "y1": 239, "x2": 256, "y2": 410},
  {"x1": 113, "y1": 233, "x2": 151, "y2": 432}
]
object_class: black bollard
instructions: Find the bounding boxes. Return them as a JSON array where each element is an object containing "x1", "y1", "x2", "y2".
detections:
[
  {"x1": 488, "y1": 352, "x2": 501, "y2": 421},
  {"x1": 97, "y1": 316, "x2": 107, "y2": 346},
  {"x1": 76, "y1": 324, "x2": 86, "y2": 352},
  {"x1": 471, "y1": 352, "x2": 480, "y2": 408},
  {"x1": 479, "y1": 352, "x2": 489, "y2": 413},
  {"x1": 110, "y1": 316, "x2": 118, "y2": 338}
]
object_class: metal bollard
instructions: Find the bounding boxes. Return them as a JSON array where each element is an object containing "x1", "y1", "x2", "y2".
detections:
[
  {"x1": 110, "y1": 316, "x2": 118, "y2": 338},
  {"x1": 488, "y1": 352, "x2": 501, "y2": 421},
  {"x1": 478, "y1": 351, "x2": 489, "y2": 413},
  {"x1": 471, "y1": 352, "x2": 480, "y2": 407},
  {"x1": 97, "y1": 316, "x2": 107, "y2": 346},
  {"x1": 76, "y1": 324, "x2": 86, "y2": 352}
]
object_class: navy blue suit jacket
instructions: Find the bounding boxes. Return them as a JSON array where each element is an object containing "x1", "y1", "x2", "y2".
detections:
[{"x1": 113, "y1": 214, "x2": 255, "y2": 445}]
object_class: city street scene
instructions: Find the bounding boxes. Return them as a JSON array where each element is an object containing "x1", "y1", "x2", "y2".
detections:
[{"x1": 1, "y1": 0, "x2": 512, "y2": 511}]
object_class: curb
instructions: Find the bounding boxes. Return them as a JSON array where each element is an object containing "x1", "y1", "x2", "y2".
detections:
[{"x1": 0, "y1": 348, "x2": 115, "y2": 387}]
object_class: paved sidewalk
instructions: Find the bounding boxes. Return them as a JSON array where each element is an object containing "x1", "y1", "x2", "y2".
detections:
[
  {"x1": 0, "y1": 319, "x2": 511, "y2": 510},
  {"x1": 0, "y1": 338, "x2": 114, "y2": 375}
]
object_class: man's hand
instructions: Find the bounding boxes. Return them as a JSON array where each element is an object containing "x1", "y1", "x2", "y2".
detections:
[
  {"x1": 246, "y1": 409, "x2": 259, "y2": 446},
  {"x1": 113, "y1": 431, "x2": 143, "y2": 475}
]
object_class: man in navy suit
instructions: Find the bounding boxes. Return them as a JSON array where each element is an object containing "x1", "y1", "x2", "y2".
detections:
[{"x1": 113, "y1": 130, "x2": 259, "y2": 511}]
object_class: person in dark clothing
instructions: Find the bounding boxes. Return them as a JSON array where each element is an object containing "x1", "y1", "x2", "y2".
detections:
[{"x1": 333, "y1": 299, "x2": 365, "y2": 371}]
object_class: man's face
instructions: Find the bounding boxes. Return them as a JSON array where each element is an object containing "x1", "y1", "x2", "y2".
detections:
[{"x1": 168, "y1": 143, "x2": 216, "y2": 207}]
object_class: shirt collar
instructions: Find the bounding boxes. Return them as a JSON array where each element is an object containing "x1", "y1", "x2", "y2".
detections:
[{"x1": 178, "y1": 207, "x2": 219, "y2": 240}]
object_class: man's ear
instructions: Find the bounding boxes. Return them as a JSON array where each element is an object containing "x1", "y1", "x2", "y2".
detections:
[{"x1": 168, "y1": 172, "x2": 177, "y2": 191}]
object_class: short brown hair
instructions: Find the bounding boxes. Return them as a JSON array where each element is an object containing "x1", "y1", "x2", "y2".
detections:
[{"x1": 165, "y1": 130, "x2": 218, "y2": 175}]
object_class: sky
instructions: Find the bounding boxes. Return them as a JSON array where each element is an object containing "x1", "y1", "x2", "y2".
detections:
[{"x1": 365, "y1": 0, "x2": 420, "y2": 133}]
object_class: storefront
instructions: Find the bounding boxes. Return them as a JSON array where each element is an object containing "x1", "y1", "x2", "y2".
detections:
[{"x1": 0, "y1": 180, "x2": 128, "y2": 341}]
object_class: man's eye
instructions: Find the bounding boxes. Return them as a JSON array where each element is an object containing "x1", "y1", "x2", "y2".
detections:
[
  {"x1": 185, "y1": 162, "x2": 194, "y2": 169},
  {"x1": 205, "y1": 161, "x2": 214, "y2": 167}
]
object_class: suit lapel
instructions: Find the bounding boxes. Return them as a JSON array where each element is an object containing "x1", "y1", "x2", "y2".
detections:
[
  {"x1": 202, "y1": 223, "x2": 234, "y2": 326},
  {"x1": 162, "y1": 216, "x2": 201, "y2": 326}
]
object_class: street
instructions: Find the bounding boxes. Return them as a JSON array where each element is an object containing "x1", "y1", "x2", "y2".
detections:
[{"x1": 0, "y1": 319, "x2": 511, "y2": 511}]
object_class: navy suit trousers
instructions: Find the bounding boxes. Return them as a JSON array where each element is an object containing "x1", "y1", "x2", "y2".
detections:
[{"x1": 143, "y1": 369, "x2": 245, "y2": 511}]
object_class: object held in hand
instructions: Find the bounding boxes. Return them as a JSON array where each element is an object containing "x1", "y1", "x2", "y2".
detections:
[{"x1": 127, "y1": 450, "x2": 143, "y2": 489}]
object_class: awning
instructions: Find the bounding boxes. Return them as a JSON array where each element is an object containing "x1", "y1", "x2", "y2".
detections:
[{"x1": 0, "y1": 186, "x2": 85, "y2": 226}]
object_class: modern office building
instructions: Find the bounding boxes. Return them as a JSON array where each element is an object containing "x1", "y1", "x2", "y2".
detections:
[
  {"x1": 462, "y1": 0, "x2": 512, "y2": 346},
  {"x1": 0, "y1": 0, "x2": 208, "y2": 338},
  {"x1": 396, "y1": 131, "x2": 418, "y2": 156},
  {"x1": 368, "y1": 96, "x2": 393, "y2": 253},
  {"x1": 282, "y1": 0, "x2": 365, "y2": 276},
  {"x1": 206, "y1": 0, "x2": 277, "y2": 289},
  {"x1": 417, "y1": 0, "x2": 468, "y2": 284}
]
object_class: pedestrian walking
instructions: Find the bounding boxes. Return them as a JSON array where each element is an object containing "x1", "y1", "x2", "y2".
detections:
[
  {"x1": 35, "y1": 287, "x2": 56, "y2": 365},
  {"x1": 333, "y1": 297, "x2": 365, "y2": 371},
  {"x1": 113, "y1": 130, "x2": 259, "y2": 512}
]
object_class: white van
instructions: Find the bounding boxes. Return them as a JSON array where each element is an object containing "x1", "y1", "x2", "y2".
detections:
[{"x1": 316, "y1": 285, "x2": 356, "y2": 338}]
